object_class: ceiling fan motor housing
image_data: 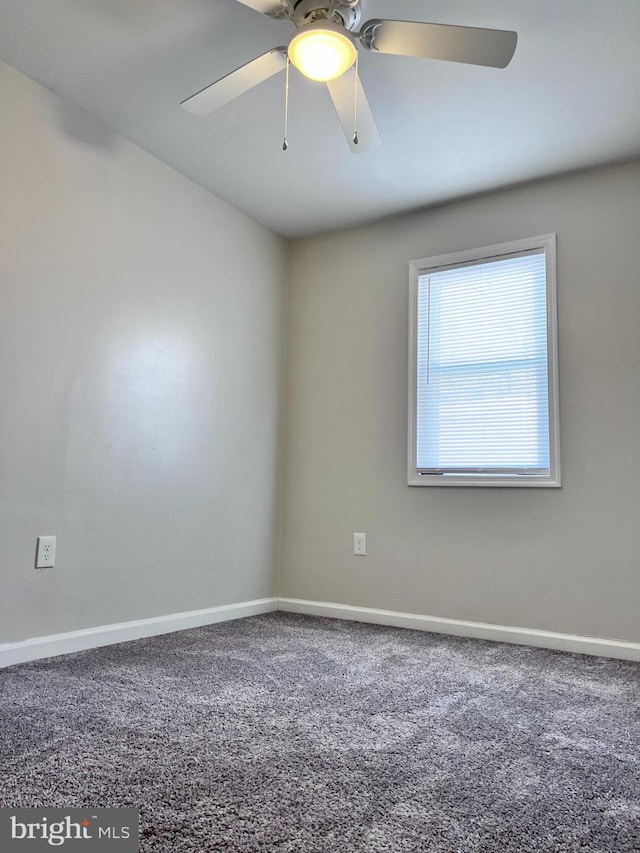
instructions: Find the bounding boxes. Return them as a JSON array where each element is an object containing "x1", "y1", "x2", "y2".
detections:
[{"x1": 292, "y1": 0, "x2": 361, "y2": 30}]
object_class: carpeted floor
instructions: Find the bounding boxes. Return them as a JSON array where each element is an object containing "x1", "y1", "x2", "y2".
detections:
[{"x1": 1, "y1": 612, "x2": 639, "y2": 852}]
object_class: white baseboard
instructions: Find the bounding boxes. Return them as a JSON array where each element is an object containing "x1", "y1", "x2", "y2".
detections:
[
  {"x1": 277, "y1": 598, "x2": 640, "y2": 662},
  {"x1": 0, "y1": 597, "x2": 278, "y2": 669},
  {"x1": 3, "y1": 595, "x2": 638, "y2": 668}
]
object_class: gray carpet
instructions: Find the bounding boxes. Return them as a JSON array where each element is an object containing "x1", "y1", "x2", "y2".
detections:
[{"x1": 1, "y1": 612, "x2": 639, "y2": 852}]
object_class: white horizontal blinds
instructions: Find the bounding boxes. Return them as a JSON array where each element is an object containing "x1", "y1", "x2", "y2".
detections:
[{"x1": 416, "y1": 249, "x2": 550, "y2": 475}]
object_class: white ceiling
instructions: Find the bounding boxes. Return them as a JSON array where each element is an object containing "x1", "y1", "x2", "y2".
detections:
[{"x1": 1, "y1": 0, "x2": 639, "y2": 238}]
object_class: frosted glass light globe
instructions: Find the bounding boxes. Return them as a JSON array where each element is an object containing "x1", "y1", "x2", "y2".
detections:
[{"x1": 288, "y1": 22, "x2": 357, "y2": 82}]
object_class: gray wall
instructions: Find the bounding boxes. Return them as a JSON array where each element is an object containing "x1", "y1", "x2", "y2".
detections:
[
  {"x1": 0, "y1": 62, "x2": 288, "y2": 643},
  {"x1": 281, "y1": 161, "x2": 640, "y2": 643},
  {"x1": 3, "y1": 59, "x2": 639, "y2": 648}
]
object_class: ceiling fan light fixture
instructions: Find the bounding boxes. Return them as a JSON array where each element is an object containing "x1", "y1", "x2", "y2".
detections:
[{"x1": 288, "y1": 21, "x2": 356, "y2": 82}]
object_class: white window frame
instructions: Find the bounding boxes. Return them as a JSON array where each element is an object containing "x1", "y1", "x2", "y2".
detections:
[{"x1": 408, "y1": 234, "x2": 561, "y2": 488}]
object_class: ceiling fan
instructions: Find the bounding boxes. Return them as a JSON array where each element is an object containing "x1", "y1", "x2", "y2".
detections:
[{"x1": 181, "y1": 0, "x2": 517, "y2": 153}]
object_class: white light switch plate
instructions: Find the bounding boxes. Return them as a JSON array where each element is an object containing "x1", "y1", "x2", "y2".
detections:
[{"x1": 36, "y1": 536, "x2": 56, "y2": 569}]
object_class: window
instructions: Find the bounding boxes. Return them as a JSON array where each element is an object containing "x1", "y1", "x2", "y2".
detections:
[{"x1": 408, "y1": 234, "x2": 560, "y2": 487}]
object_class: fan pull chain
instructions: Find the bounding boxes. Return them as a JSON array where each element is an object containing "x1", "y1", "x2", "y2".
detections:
[
  {"x1": 282, "y1": 56, "x2": 290, "y2": 151},
  {"x1": 352, "y1": 50, "x2": 359, "y2": 146}
]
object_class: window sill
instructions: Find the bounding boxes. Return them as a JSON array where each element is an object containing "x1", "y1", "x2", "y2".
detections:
[{"x1": 408, "y1": 473, "x2": 561, "y2": 488}]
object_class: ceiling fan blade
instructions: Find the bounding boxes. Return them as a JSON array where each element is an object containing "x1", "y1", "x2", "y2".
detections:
[
  {"x1": 326, "y1": 68, "x2": 381, "y2": 154},
  {"x1": 181, "y1": 48, "x2": 287, "y2": 116},
  {"x1": 232, "y1": 0, "x2": 288, "y2": 18},
  {"x1": 359, "y1": 20, "x2": 517, "y2": 68}
]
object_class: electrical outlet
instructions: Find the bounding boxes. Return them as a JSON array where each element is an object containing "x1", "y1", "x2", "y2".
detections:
[
  {"x1": 353, "y1": 532, "x2": 367, "y2": 556},
  {"x1": 35, "y1": 536, "x2": 56, "y2": 569}
]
